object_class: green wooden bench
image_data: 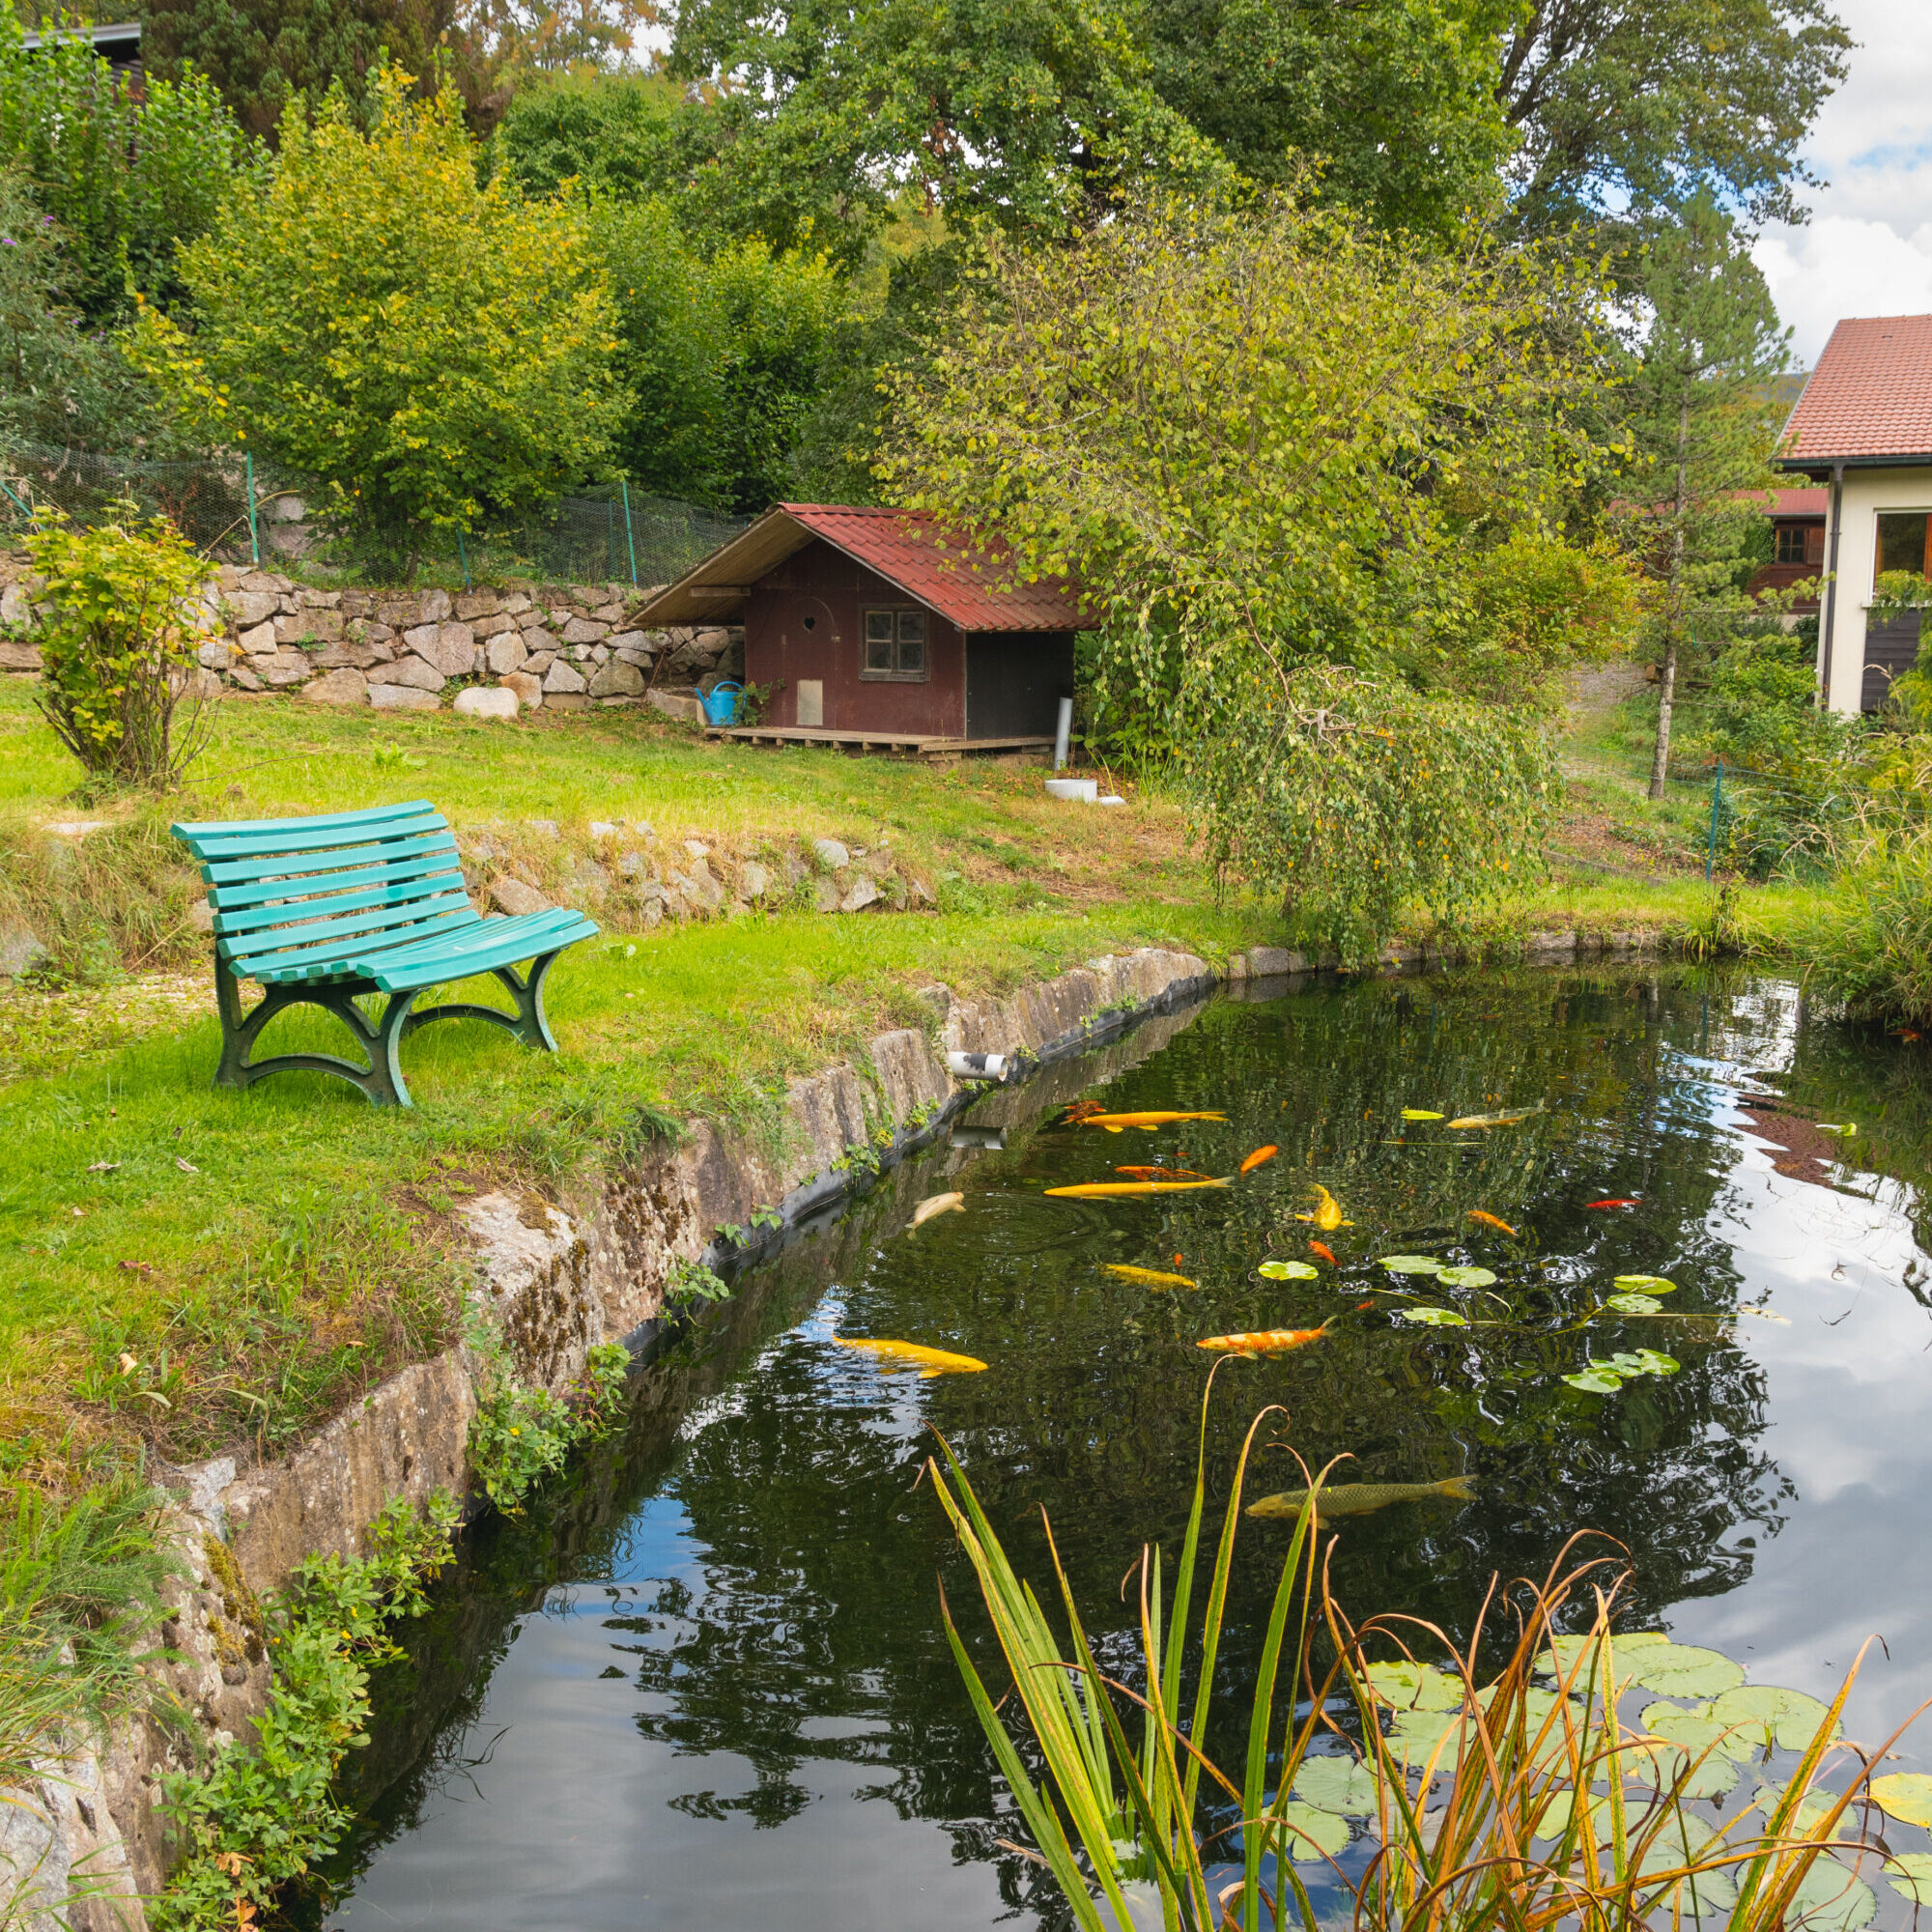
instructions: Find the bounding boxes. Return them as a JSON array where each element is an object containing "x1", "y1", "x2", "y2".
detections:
[{"x1": 171, "y1": 801, "x2": 599, "y2": 1108}]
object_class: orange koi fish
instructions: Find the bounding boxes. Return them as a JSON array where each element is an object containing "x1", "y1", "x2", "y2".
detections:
[
  {"x1": 1075, "y1": 1111, "x2": 1229, "y2": 1129},
  {"x1": 1197, "y1": 1319, "x2": 1335, "y2": 1358},
  {"x1": 1466, "y1": 1209, "x2": 1517, "y2": 1236},
  {"x1": 1045, "y1": 1179, "x2": 1232, "y2": 1199},
  {"x1": 1309, "y1": 1240, "x2": 1339, "y2": 1267},
  {"x1": 1240, "y1": 1145, "x2": 1280, "y2": 1175},
  {"x1": 1116, "y1": 1166, "x2": 1215, "y2": 1181},
  {"x1": 1586, "y1": 1198, "x2": 1641, "y2": 1210}
]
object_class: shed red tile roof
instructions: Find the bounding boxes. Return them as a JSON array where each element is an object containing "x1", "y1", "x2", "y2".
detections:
[
  {"x1": 1760, "y1": 488, "x2": 1828, "y2": 517},
  {"x1": 632, "y1": 503, "x2": 1094, "y2": 631},
  {"x1": 1781, "y1": 315, "x2": 1932, "y2": 467}
]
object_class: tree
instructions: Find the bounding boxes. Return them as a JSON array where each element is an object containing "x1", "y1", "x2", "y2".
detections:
[
  {"x1": 1492, "y1": 0, "x2": 1852, "y2": 236},
  {"x1": 0, "y1": 13, "x2": 254, "y2": 316},
  {"x1": 1614, "y1": 192, "x2": 1788, "y2": 799},
  {"x1": 129, "y1": 71, "x2": 627, "y2": 568},
  {"x1": 1139, "y1": 0, "x2": 1513, "y2": 239},
  {"x1": 884, "y1": 190, "x2": 1629, "y2": 954}
]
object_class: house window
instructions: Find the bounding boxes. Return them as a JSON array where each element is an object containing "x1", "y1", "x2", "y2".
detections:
[
  {"x1": 862, "y1": 607, "x2": 927, "y2": 680},
  {"x1": 1876, "y1": 511, "x2": 1932, "y2": 582}
]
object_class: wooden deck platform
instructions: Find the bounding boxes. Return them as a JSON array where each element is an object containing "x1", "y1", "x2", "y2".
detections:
[{"x1": 704, "y1": 725, "x2": 1056, "y2": 757}]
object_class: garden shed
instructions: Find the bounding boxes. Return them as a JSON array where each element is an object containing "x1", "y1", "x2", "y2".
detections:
[{"x1": 633, "y1": 503, "x2": 1094, "y2": 752}]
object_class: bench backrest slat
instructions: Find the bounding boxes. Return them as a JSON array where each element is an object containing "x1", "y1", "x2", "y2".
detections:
[{"x1": 171, "y1": 801, "x2": 487, "y2": 983}]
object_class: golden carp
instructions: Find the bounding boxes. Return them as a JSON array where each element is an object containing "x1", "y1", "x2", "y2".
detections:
[
  {"x1": 834, "y1": 1337, "x2": 988, "y2": 1378},
  {"x1": 1446, "y1": 1108, "x2": 1543, "y2": 1130},
  {"x1": 1104, "y1": 1264, "x2": 1198, "y2": 1290},
  {"x1": 1248, "y1": 1474, "x2": 1476, "y2": 1520},
  {"x1": 1196, "y1": 1320, "x2": 1335, "y2": 1357},
  {"x1": 1465, "y1": 1209, "x2": 1517, "y2": 1236},
  {"x1": 1074, "y1": 1110, "x2": 1228, "y2": 1128},
  {"x1": 1293, "y1": 1183, "x2": 1351, "y2": 1232},
  {"x1": 1045, "y1": 1179, "x2": 1231, "y2": 1199},
  {"x1": 910, "y1": 1191, "x2": 965, "y2": 1230},
  {"x1": 1240, "y1": 1145, "x2": 1280, "y2": 1174}
]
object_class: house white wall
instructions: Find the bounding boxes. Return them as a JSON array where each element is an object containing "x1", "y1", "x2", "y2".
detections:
[{"x1": 1819, "y1": 464, "x2": 1932, "y2": 714}]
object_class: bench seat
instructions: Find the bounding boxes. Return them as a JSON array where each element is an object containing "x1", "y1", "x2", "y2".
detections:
[{"x1": 172, "y1": 800, "x2": 599, "y2": 1107}]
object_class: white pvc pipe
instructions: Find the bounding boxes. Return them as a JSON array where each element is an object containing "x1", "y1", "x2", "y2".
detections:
[{"x1": 1053, "y1": 696, "x2": 1073, "y2": 771}]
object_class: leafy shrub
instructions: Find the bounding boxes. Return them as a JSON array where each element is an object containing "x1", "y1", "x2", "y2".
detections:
[
  {"x1": 130, "y1": 71, "x2": 626, "y2": 572},
  {"x1": 467, "y1": 1325, "x2": 631, "y2": 1514},
  {"x1": 26, "y1": 505, "x2": 220, "y2": 790},
  {"x1": 156, "y1": 1492, "x2": 458, "y2": 1932},
  {"x1": 1797, "y1": 833, "x2": 1932, "y2": 1026},
  {"x1": 665, "y1": 1256, "x2": 731, "y2": 1305}
]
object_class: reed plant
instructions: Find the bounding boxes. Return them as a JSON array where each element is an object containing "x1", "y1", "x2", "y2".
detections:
[{"x1": 928, "y1": 1378, "x2": 1927, "y2": 1932}]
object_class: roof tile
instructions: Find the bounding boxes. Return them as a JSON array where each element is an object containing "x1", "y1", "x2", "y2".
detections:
[{"x1": 1783, "y1": 316, "x2": 1932, "y2": 464}]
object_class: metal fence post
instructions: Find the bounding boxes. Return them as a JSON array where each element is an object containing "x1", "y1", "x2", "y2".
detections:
[
  {"x1": 620, "y1": 478, "x2": 639, "y2": 587},
  {"x1": 457, "y1": 527, "x2": 471, "y2": 592},
  {"x1": 1706, "y1": 757, "x2": 1723, "y2": 882},
  {"x1": 244, "y1": 452, "x2": 260, "y2": 567}
]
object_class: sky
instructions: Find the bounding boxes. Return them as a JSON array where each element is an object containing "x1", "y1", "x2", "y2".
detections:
[{"x1": 1751, "y1": 0, "x2": 1932, "y2": 369}]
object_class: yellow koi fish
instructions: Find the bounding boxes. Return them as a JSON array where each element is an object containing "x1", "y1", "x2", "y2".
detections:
[
  {"x1": 1465, "y1": 1209, "x2": 1517, "y2": 1236},
  {"x1": 1196, "y1": 1320, "x2": 1335, "y2": 1358},
  {"x1": 1249, "y1": 1474, "x2": 1475, "y2": 1520},
  {"x1": 910, "y1": 1191, "x2": 965, "y2": 1230},
  {"x1": 1293, "y1": 1184, "x2": 1351, "y2": 1232},
  {"x1": 1074, "y1": 1111, "x2": 1228, "y2": 1129},
  {"x1": 1103, "y1": 1264, "x2": 1198, "y2": 1290},
  {"x1": 834, "y1": 1337, "x2": 988, "y2": 1378},
  {"x1": 1045, "y1": 1179, "x2": 1232, "y2": 1199},
  {"x1": 1446, "y1": 1108, "x2": 1543, "y2": 1130}
]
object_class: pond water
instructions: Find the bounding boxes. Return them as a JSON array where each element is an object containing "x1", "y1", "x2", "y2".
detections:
[{"x1": 318, "y1": 966, "x2": 1932, "y2": 1932}]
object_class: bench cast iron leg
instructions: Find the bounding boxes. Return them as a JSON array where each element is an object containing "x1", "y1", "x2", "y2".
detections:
[
  {"x1": 399, "y1": 952, "x2": 563, "y2": 1054},
  {"x1": 213, "y1": 958, "x2": 421, "y2": 1108}
]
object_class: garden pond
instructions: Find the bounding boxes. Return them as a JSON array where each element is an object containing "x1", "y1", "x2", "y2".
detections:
[{"x1": 316, "y1": 966, "x2": 1932, "y2": 1931}]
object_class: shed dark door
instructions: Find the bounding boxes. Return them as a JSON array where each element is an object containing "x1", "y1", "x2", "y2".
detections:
[
  {"x1": 1863, "y1": 612, "x2": 1920, "y2": 712},
  {"x1": 965, "y1": 633, "x2": 1075, "y2": 739}
]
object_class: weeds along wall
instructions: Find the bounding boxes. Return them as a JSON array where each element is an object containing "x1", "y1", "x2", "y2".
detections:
[{"x1": 0, "y1": 554, "x2": 744, "y2": 717}]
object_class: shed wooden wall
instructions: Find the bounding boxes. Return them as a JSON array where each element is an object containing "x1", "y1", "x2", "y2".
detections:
[{"x1": 744, "y1": 539, "x2": 966, "y2": 736}]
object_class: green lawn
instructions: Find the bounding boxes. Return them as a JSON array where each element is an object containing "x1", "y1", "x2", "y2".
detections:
[{"x1": 0, "y1": 675, "x2": 1830, "y2": 1485}]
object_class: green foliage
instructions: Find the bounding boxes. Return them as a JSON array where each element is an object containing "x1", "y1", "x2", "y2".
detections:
[
  {"x1": 1613, "y1": 192, "x2": 1791, "y2": 794},
  {"x1": 1797, "y1": 833, "x2": 1932, "y2": 1028},
  {"x1": 665, "y1": 1255, "x2": 731, "y2": 1304},
  {"x1": 931, "y1": 1386, "x2": 1910, "y2": 1932},
  {"x1": 155, "y1": 1492, "x2": 458, "y2": 1932},
  {"x1": 466, "y1": 1324, "x2": 631, "y2": 1514},
  {"x1": 25, "y1": 504, "x2": 220, "y2": 789},
  {"x1": 0, "y1": 13, "x2": 255, "y2": 319},
  {"x1": 886, "y1": 189, "x2": 1614, "y2": 954},
  {"x1": 0, "y1": 171, "x2": 174, "y2": 456},
  {"x1": 129, "y1": 71, "x2": 626, "y2": 566},
  {"x1": 493, "y1": 70, "x2": 705, "y2": 205},
  {"x1": 586, "y1": 193, "x2": 845, "y2": 512}
]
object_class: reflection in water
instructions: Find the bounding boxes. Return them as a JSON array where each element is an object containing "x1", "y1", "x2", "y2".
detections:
[{"x1": 318, "y1": 968, "x2": 1932, "y2": 1932}]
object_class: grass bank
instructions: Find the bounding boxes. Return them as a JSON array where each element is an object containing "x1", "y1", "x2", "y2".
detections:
[{"x1": 0, "y1": 675, "x2": 1838, "y2": 1490}]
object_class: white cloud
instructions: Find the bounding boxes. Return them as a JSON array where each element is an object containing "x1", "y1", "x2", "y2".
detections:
[{"x1": 1753, "y1": 0, "x2": 1932, "y2": 366}]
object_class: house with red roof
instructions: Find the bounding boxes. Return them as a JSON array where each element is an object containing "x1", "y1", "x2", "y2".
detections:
[
  {"x1": 634, "y1": 503, "x2": 1094, "y2": 751},
  {"x1": 1778, "y1": 314, "x2": 1932, "y2": 713}
]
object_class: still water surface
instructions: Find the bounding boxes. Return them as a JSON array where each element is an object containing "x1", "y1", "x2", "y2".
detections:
[{"x1": 321, "y1": 968, "x2": 1932, "y2": 1930}]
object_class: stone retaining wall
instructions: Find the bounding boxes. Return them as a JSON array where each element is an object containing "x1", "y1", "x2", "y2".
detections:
[{"x1": 0, "y1": 556, "x2": 740, "y2": 718}]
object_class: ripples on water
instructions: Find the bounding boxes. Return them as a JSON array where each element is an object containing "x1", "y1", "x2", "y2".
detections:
[{"x1": 317, "y1": 967, "x2": 1932, "y2": 1932}]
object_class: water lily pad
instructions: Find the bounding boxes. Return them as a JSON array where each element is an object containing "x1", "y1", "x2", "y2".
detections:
[
  {"x1": 1564, "y1": 1369, "x2": 1624, "y2": 1394},
  {"x1": 1614, "y1": 1275, "x2": 1679, "y2": 1293},
  {"x1": 1886, "y1": 1853, "x2": 1932, "y2": 1905},
  {"x1": 1292, "y1": 1756, "x2": 1379, "y2": 1817},
  {"x1": 1398, "y1": 1306, "x2": 1468, "y2": 1326},
  {"x1": 1788, "y1": 1860, "x2": 1876, "y2": 1932},
  {"x1": 1386, "y1": 1706, "x2": 1465, "y2": 1754},
  {"x1": 1437, "y1": 1265, "x2": 1498, "y2": 1288},
  {"x1": 1380, "y1": 1255, "x2": 1445, "y2": 1274},
  {"x1": 1641, "y1": 1700, "x2": 1755, "y2": 1776},
  {"x1": 1365, "y1": 1659, "x2": 1462, "y2": 1711},
  {"x1": 1402, "y1": 1109, "x2": 1445, "y2": 1122},
  {"x1": 1870, "y1": 1773, "x2": 1932, "y2": 1829},
  {"x1": 1542, "y1": 1631, "x2": 1668, "y2": 1678},
  {"x1": 1752, "y1": 1781, "x2": 1860, "y2": 1842},
  {"x1": 1711, "y1": 1683, "x2": 1837, "y2": 1752},
  {"x1": 1279, "y1": 1801, "x2": 1351, "y2": 1861},
  {"x1": 1629, "y1": 1642, "x2": 1746, "y2": 1700},
  {"x1": 1260, "y1": 1260, "x2": 1320, "y2": 1280},
  {"x1": 1530, "y1": 1787, "x2": 1618, "y2": 1847},
  {"x1": 1606, "y1": 1293, "x2": 1663, "y2": 1315}
]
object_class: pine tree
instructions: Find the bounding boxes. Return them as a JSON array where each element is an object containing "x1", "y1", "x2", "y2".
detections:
[{"x1": 1618, "y1": 193, "x2": 1790, "y2": 799}]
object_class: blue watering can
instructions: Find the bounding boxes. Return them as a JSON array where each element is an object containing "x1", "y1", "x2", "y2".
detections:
[{"x1": 698, "y1": 681, "x2": 743, "y2": 726}]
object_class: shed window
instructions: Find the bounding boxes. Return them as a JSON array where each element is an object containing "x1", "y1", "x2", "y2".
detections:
[
  {"x1": 1775, "y1": 524, "x2": 1824, "y2": 566},
  {"x1": 862, "y1": 607, "x2": 927, "y2": 680}
]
